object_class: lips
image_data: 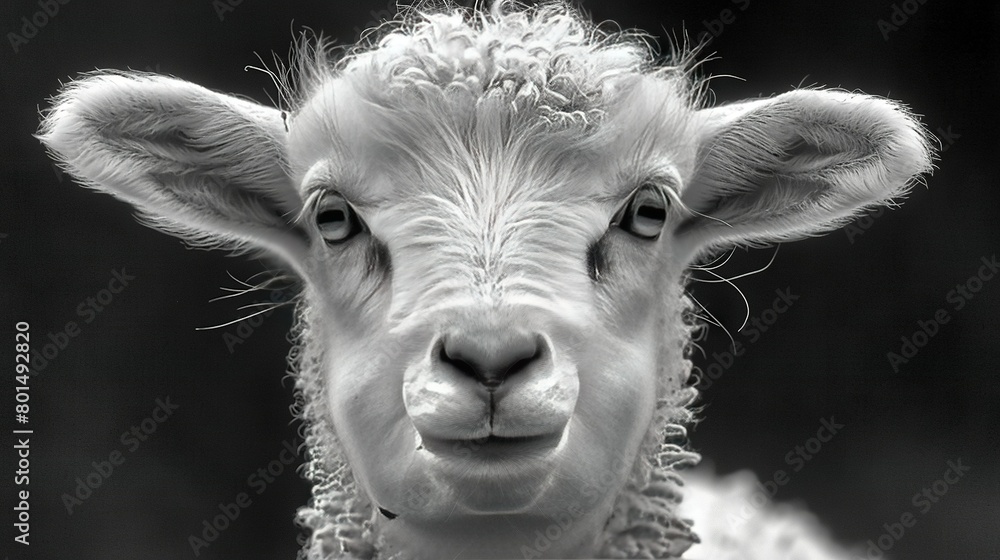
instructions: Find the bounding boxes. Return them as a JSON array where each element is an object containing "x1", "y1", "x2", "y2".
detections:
[
  {"x1": 420, "y1": 431, "x2": 564, "y2": 463},
  {"x1": 413, "y1": 430, "x2": 567, "y2": 512}
]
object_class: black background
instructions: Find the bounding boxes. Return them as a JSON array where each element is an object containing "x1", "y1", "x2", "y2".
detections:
[{"x1": 1, "y1": 1, "x2": 998, "y2": 559}]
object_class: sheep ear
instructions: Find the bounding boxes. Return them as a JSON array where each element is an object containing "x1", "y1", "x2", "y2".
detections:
[
  {"x1": 37, "y1": 72, "x2": 306, "y2": 259},
  {"x1": 673, "y1": 90, "x2": 933, "y2": 264}
]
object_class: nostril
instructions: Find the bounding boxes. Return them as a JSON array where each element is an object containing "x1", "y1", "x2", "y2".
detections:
[
  {"x1": 503, "y1": 349, "x2": 540, "y2": 378},
  {"x1": 438, "y1": 333, "x2": 543, "y2": 388},
  {"x1": 438, "y1": 344, "x2": 478, "y2": 378}
]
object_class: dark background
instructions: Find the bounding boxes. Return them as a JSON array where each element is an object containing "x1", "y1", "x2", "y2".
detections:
[{"x1": 1, "y1": 1, "x2": 997, "y2": 559}]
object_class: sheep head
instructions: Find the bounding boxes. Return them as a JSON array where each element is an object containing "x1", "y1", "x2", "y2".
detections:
[{"x1": 37, "y1": 2, "x2": 933, "y2": 558}]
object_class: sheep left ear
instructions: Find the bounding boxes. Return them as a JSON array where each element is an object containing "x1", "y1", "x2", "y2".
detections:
[
  {"x1": 37, "y1": 72, "x2": 306, "y2": 262},
  {"x1": 673, "y1": 90, "x2": 933, "y2": 264}
]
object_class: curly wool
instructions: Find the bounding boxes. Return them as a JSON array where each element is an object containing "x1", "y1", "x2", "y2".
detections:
[{"x1": 282, "y1": 1, "x2": 697, "y2": 129}]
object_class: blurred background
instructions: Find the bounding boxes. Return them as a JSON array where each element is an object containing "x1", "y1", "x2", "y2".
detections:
[{"x1": 0, "y1": 1, "x2": 997, "y2": 559}]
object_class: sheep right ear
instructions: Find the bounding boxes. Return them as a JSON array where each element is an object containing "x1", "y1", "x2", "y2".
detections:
[
  {"x1": 672, "y1": 89, "x2": 933, "y2": 264},
  {"x1": 37, "y1": 72, "x2": 307, "y2": 261}
]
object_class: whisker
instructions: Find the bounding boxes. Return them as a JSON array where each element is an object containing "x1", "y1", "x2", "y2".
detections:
[
  {"x1": 225, "y1": 270, "x2": 260, "y2": 289},
  {"x1": 691, "y1": 247, "x2": 735, "y2": 272},
  {"x1": 691, "y1": 245, "x2": 780, "y2": 284},
  {"x1": 194, "y1": 301, "x2": 294, "y2": 331},
  {"x1": 685, "y1": 290, "x2": 736, "y2": 350},
  {"x1": 245, "y1": 269, "x2": 284, "y2": 281},
  {"x1": 699, "y1": 267, "x2": 751, "y2": 333},
  {"x1": 211, "y1": 275, "x2": 293, "y2": 301},
  {"x1": 235, "y1": 301, "x2": 286, "y2": 311},
  {"x1": 687, "y1": 243, "x2": 782, "y2": 335},
  {"x1": 212, "y1": 287, "x2": 259, "y2": 299}
]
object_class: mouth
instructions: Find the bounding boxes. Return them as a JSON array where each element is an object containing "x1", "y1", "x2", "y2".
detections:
[
  {"x1": 403, "y1": 431, "x2": 567, "y2": 514},
  {"x1": 420, "y1": 432, "x2": 564, "y2": 463}
]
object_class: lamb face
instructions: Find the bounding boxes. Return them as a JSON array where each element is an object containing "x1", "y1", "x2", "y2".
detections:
[{"x1": 287, "y1": 69, "x2": 702, "y2": 557}]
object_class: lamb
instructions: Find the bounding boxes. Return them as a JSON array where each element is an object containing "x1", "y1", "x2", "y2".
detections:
[{"x1": 36, "y1": 2, "x2": 933, "y2": 558}]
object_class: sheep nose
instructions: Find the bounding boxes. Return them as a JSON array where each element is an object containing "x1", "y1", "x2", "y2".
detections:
[{"x1": 438, "y1": 331, "x2": 543, "y2": 389}]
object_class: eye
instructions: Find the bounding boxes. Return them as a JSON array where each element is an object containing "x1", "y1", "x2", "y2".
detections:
[
  {"x1": 614, "y1": 184, "x2": 669, "y2": 239},
  {"x1": 315, "y1": 192, "x2": 365, "y2": 244}
]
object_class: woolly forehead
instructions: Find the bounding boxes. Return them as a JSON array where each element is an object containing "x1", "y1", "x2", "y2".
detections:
[{"x1": 286, "y1": 74, "x2": 700, "y2": 218}]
